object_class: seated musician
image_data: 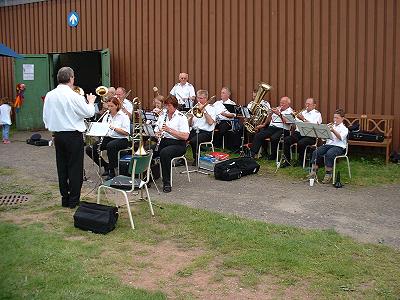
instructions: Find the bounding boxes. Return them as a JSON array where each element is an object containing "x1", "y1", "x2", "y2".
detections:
[
  {"x1": 309, "y1": 108, "x2": 348, "y2": 184},
  {"x1": 249, "y1": 96, "x2": 293, "y2": 159},
  {"x1": 153, "y1": 95, "x2": 189, "y2": 193},
  {"x1": 96, "y1": 87, "x2": 116, "y2": 120},
  {"x1": 213, "y1": 87, "x2": 236, "y2": 148},
  {"x1": 281, "y1": 98, "x2": 322, "y2": 167},
  {"x1": 187, "y1": 90, "x2": 216, "y2": 166},
  {"x1": 247, "y1": 88, "x2": 271, "y2": 111},
  {"x1": 169, "y1": 72, "x2": 196, "y2": 110},
  {"x1": 85, "y1": 97, "x2": 130, "y2": 180},
  {"x1": 116, "y1": 86, "x2": 133, "y2": 119},
  {"x1": 152, "y1": 95, "x2": 164, "y2": 117}
]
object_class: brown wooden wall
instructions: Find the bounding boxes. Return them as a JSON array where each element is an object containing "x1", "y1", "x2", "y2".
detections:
[{"x1": 1, "y1": 0, "x2": 400, "y2": 149}]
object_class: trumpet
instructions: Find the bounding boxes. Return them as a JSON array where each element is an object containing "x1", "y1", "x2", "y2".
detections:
[
  {"x1": 73, "y1": 86, "x2": 84, "y2": 96},
  {"x1": 186, "y1": 96, "x2": 216, "y2": 118},
  {"x1": 293, "y1": 108, "x2": 306, "y2": 119},
  {"x1": 327, "y1": 122, "x2": 335, "y2": 130},
  {"x1": 96, "y1": 86, "x2": 109, "y2": 103}
]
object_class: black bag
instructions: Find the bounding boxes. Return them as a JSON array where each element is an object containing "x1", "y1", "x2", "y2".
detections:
[
  {"x1": 73, "y1": 201, "x2": 118, "y2": 234},
  {"x1": 34, "y1": 139, "x2": 50, "y2": 146},
  {"x1": 214, "y1": 157, "x2": 260, "y2": 181},
  {"x1": 214, "y1": 160, "x2": 242, "y2": 181},
  {"x1": 348, "y1": 131, "x2": 384, "y2": 142}
]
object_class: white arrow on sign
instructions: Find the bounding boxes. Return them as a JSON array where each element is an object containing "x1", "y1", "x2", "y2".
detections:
[{"x1": 69, "y1": 14, "x2": 78, "y2": 25}]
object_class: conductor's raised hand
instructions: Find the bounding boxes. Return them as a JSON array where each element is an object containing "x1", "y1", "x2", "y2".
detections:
[{"x1": 86, "y1": 93, "x2": 96, "y2": 104}]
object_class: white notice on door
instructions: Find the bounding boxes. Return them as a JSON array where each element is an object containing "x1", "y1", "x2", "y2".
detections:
[{"x1": 23, "y1": 64, "x2": 34, "y2": 80}]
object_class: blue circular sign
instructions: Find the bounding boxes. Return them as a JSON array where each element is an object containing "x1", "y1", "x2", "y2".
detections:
[{"x1": 67, "y1": 11, "x2": 79, "y2": 27}]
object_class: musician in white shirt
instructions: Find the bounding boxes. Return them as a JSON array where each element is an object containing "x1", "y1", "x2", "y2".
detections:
[
  {"x1": 154, "y1": 96, "x2": 190, "y2": 193},
  {"x1": 43, "y1": 67, "x2": 96, "y2": 209},
  {"x1": 281, "y1": 98, "x2": 323, "y2": 167},
  {"x1": 310, "y1": 108, "x2": 348, "y2": 184},
  {"x1": 85, "y1": 97, "x2": 130, "y2": 180},
  {"x1": 116, "y1": 87, "x2": 133, "y2": 119},
  {"x1": 187, "y1": 90, "x2": 216, "y2": 166},
  {"x1": 250, "y1": 96, "x2": 294, "y2": 160},
  {"x1": 169, "y1": 72, "x2": 196, "y2": 110},
  {"x1": 213, "y1": 87, "x2": 236, "y2": 148}
]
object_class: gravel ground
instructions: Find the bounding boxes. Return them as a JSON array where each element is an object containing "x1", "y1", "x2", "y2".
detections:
[{"x1": 1, "y1": 130, "x2": 400, "y2": 249}]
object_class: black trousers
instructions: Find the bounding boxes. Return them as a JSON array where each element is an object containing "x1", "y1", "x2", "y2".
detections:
[
  {"x1": 214, "y1": 120, "x2": 231, "y2": 147},
  {"x1": 283, "y1": 131, "x2": 316, "y2": 162},
  {"x1": 153, "y1": 138, "x2": 186, "y2": 186},
  {"x1": 188, "y1": 129, "x2": 212, "y2": 161},
  {"x1": 85, "y1": 137, "x2": 128, "y2": 171},
  {"x1": 54, "y1": 131, "x2": 84, "y2": 206},
  {"x1": 250, "y1": 126, "x2": 290, "y2": 158}
]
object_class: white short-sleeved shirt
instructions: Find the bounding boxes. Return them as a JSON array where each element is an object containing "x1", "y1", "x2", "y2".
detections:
[
  {"x1": 191, "y1": 105, "x2": 216, "y2": 132},
  {"x1": 122, "y1": 99, "x2": 133, "y2": 115},
  {"x1": 326, "y1": 122, "x2": 348, "y2": 149},
  {"x1": 103, "y1": 110, "x2": 131, "y2": 139},
  {"x1": 43, "y1": 84, "x2": 95, "y2": 132},
  {"x1": 213, "y1": 99, "x2": 236, "y2": 121},
  {"x1": 270, "y1": 107, "x2": 294, "y2": 130},
  {"x1": 155, "y1": 110, "x2": 190, "y2": 140},
  {"x1": 169, "y1": 82, "x2": 196, "y2": 107},
  {"x1": 247, "y1": 100, "x2": 271, "y2": 112},
  {"x1": 0, "y1": 103, "x2": 12, "y2": 125},
  {"x1": 295, "y1": 109, "x2": 322, "y2": 132}
]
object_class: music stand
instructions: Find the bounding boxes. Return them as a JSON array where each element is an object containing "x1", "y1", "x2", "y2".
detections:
[
  {"x1": 183, "y1": 127, "x2": 210, "y2": 175},
  {"x1": 296, "y1": 122, "x2": 332, "y2": 183},
  {"x1": 274, "y1": 114, "x2": 295, "y2": 173}
]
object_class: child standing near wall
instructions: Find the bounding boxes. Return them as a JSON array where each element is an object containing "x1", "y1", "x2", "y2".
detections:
[{"x1": 0, "y1": 97, "x2": 13, "y2": 144}]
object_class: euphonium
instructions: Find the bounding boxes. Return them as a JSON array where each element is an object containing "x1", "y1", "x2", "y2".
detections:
[{"x1": 243, "y1": 82, "x2": 272, "y2": 133}]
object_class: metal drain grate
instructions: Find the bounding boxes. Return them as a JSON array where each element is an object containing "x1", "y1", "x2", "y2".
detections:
[{"x1": 0, "y1": 194, "x2": 31, "y2": 206}]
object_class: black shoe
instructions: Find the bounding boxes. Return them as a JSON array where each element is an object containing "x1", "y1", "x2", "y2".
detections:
[
  {"x1": 61, "y1": 197, "x2": 69, "y2": 207},
  {"x1": 163, "y1": 185, "x2": 172, "y2": 193},
  {"x1": 69, "y1": 201, "x2": 80, "y2": 209},
  {"x1": 280, "y1": 161, "x2": 291, "y2": 168},
  {"x1": 192, "y1": 160, "x2": 197, "y2": 166},
  {"x1": 174, "y1": 158, "x2": 185, "y2": 167}
]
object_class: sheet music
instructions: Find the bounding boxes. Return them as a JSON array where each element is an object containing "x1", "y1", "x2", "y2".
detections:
[
  {"x1": 86, "y1": 122, "x2": 109, "y2": 136},
  {"x1": 296, "y1": 122, "x2": 332, "y2": 139}
]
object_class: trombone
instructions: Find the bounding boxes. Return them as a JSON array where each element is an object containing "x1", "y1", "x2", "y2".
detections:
[{"x1": 186, "y1": 95, "x2": 216, "y2": 118}]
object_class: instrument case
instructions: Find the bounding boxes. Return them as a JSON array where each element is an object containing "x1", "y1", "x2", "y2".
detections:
[
  {"x1": 73, "y1": 201, "x2": 118, "y2": 234},
  {"x1": 214, "y1": 157, "x2": 260, "y2": 181}
]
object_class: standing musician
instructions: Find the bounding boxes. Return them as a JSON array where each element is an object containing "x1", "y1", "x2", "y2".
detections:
[
  {"x1": 43, "y1": 67, "x2": 96, "y2": 209},
  {"x1": 213, "y1": 87, "x2": 236, "y2": 148},
  {"x1": 85, "y1": 97, "x2": 131, "y2": 180},
  {"x1": 249, "y1": 96, "x2": 294, "y2": 160},
  {"x1": 187, "y1": 90, "x2": 217, "y2": 166},
  {"x1": 154, "y1": 95, "x2": 190, "y2": 193},
  {"x1": 281, "y1": 98, "x2": 322, "y2": 167},
  {"x1": 116, "y1": 87, "x2": 133, "y2": 119},
  {"x1": 169, "y1": 72, "x2": 196, "y2": 110},
  {"x1": 309, "y1": 108, "x2": 348, "y2": 184}
]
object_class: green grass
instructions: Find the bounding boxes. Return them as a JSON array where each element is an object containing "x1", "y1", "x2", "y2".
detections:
[{"x1": 1, "y1": 202, "x2": 400, "y2": 298}]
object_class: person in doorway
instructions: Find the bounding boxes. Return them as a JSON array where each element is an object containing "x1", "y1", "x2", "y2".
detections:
[{"x1": 43, "y1": 67, "x2": 96, "y2": 209}]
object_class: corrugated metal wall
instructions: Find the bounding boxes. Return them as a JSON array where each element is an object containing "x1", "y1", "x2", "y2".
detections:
[{"x1": 1, "y1": 0, "x2": 399, "y2": 149}]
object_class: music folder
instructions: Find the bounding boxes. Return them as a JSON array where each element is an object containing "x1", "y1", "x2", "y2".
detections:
[
  {"x1": 240, "y1": 106, "x2": 251, "y2": 118},
  {"x1": 86, "y1": 122, "x2": 109, "y2": 136},
  {"x1": 296, "y1": 122, "x2": 332, "y2": 140},
  {"x1": 223, "y1": 103, "x2": 237, "y2": 114}
]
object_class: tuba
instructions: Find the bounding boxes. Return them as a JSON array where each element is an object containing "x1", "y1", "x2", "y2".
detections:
[{"x1": 243, "y1": 82, "x2": 272, "y2": 133}]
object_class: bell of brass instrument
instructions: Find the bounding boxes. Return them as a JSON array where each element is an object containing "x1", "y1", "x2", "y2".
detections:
[
  {"x1": 243, "y1": 82, "x2": 272, "y2": 133},
  {"x1": 73, "y1": 86, "x2": 84, "y2": 96},
  {"x1": 96, "y1": 86, "x2": 109, "y2": 102},
  {"x1": 190, "y1": 95, "x2": 216, "y2": 118}
]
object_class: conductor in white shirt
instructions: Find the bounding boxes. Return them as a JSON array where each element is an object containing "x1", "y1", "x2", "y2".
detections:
[{"x1": 43, "y1": 67, "x2": 96, "y2": 209}]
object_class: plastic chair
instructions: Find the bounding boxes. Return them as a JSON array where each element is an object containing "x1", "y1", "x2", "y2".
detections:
[
  {"x1": 197, "y1": 130, "x2": 215, "y2": 166},
  {"x1": 97, "y1": 151, "x2": 154, "y2": 230},
  {"x1": 169, "y1": 155, "x2": 191, "y2": 187},
  {"x1": 333, "y1": 143, "x2": 351, "y2": 184}
]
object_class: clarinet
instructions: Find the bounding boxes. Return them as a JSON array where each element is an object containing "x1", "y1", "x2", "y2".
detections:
[{"x1": 155, "y1": 111, "x2": 168, "y2": 152}]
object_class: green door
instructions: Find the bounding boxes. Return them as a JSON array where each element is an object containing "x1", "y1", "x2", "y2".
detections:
[
  {"x1": 101, "y1": 49, "x2": 110, "y2": 87},
  {"x1": 14, "y1": 54, "x2": 51, "y2": 130}
]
